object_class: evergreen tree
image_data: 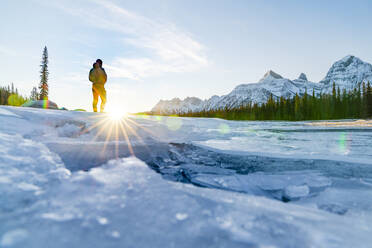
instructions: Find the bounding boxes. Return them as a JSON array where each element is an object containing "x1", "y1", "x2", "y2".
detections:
[
  {"x1": 311, "y1": 89, "x2": 317, "y2": 120},
  {"x1": 367, "y1": 82, "x2": 372, "y2": 117},
  {"x1": 362, "y1": 82, "x2": 367, "y2": 118},
  {"x1": 331, "y1": 82, "x2": 337, "y2": 118},
  {"x1": 355, "y1": 85, "x2": 362, "y2": 118},
  {"x1": 294, "y1": 93, "x2": 301, "y2": 120},
  {"x1": 39, "y1": 46, "x2": 49, "y2": 100},
  {"x1": 336, "y1": 86, "x2": 341, "y2": 118},
  {"x1": 341, "y1": 88, "x2": 347, "y2": 118}
]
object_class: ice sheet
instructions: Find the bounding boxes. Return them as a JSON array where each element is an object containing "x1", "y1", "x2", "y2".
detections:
[{"x1": 1, "y1": 106, "x2": 372, "y2": 247}]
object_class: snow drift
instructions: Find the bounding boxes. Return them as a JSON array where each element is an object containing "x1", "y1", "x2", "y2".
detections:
[{"x1": 1, "y1": 106, "x2": 372, "y2": 247}]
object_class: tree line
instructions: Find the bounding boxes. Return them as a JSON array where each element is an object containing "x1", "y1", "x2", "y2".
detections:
[
  {"x1": 177, "y1": 82, "x2": 372, "y2": 121},
  {"x1": 0, "y1": 46, "x2": 49, "y2": 107},
  {"x1": 0, "y1": 83, "x2": 29, "y2": 106}
]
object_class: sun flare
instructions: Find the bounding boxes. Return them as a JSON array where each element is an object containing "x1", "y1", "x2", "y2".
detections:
[{"x1": 106, "y1": 106, "x2": 128, "y2": 121}]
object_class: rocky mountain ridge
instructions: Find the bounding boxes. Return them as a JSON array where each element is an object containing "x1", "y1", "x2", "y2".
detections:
[{"x1": 151, "y1": 55, "x2": 372, "y2": 114}]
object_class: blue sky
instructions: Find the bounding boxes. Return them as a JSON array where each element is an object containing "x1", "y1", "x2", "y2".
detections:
[{"x1": 1, "y1": 0, "x2": 372, "y2": 112}]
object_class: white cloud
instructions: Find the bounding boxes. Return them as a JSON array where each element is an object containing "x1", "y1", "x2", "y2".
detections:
[{"x1": 53, "y1": 0, "x2": 208, "y2": 80}]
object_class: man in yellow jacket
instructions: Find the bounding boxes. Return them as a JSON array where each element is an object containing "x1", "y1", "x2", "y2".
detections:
[{"x1": 89, "y1": 59, "x2": 107, "y2": 112}]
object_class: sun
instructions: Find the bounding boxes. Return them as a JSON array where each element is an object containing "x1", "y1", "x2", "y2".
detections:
[{"x1": 105, "y1": 105, "x2": 128, "y2": 120}]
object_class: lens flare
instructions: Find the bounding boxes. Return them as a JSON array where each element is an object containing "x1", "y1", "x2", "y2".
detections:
[
  {"x1": 43, "y1": 99, "x2": 49, "y2": 109},
  {"x1": 218, "y1": 124, "x2": 230, "y2": 134},
  {"x1": 166, "y1": 116, "x2": 182, "y2": 131},
  {"x1": 338, "y1": 132, "x2": 351, "y2": 155}
]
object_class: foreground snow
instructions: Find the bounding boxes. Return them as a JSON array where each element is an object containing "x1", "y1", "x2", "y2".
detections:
[{"x1": 1, "y1": 106, "x2": 372, "y2": 247}]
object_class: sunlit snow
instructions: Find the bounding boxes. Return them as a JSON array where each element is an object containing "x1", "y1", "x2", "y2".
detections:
[{"x1": 1, "y1": 106, "x2": 372, "y2": 248}]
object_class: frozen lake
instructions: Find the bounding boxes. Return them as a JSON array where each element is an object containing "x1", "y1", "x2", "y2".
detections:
[{"x1": 1, "y1": 106, "x2": 372, "y2": 248}]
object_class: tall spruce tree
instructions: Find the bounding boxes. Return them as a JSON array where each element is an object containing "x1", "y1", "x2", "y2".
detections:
[
  {"x1": 367, "y1": 82, "x2": 372, "y2": 117},
  {"x1": 356, "y1": 85, "x2": 362, "y2": 118},
  {"x1": 362, "y1": 82, "x2": 367, "y2": 118},
  {"x1": 39, "y1": 46, "x2": 49, "y2": 100}
]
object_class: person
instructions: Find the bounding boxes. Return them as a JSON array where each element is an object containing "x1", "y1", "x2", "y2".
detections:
[{"x1": 89, "y1": 59, "x2": 107, "y2": 112}]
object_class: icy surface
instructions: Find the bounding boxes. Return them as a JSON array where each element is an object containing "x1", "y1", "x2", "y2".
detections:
[
  {"x1": 152, "y1": 55, "x2": 372, "y2": 114},
  {"x1": 1, "y1": 106, "x2": 372, "y2": 247}
]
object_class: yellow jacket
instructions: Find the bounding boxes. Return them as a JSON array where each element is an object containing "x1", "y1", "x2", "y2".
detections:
[{"x1": 89, "y1": 67, "x2": 107, "y2": 85}]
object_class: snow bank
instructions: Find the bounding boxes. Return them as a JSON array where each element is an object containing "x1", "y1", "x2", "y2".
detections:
[
  {"x1": 2, "y1": 154, "x2": 371, "y2": 248},
  {"x1": 1, "y1": 106, "x2": 372, "y2": 247}
]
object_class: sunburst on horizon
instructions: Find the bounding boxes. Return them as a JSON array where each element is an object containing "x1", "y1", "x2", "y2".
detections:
[
  {"x1": 80, "y1": 103, "x2": 161, "y2": 160},
  {"x1": 104, "y1": 103, "x2": 129, "y2": 121}
]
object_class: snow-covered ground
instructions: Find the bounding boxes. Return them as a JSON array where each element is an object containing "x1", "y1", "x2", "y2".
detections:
[{"x1": 1, "y1": 106, "x2": 372, "y2": 248}]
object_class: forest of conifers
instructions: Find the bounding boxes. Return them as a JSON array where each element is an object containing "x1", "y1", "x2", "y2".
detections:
[{"x1": 0, "y1": 83, "x2": 29, "y2": 106}]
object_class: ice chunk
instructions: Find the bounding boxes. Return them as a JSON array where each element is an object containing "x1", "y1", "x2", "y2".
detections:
[
  {"x1": 56, "y1": 123, "x2": 83, "y2": 137},
  {"x1": 284, "y1": 185, "x2": 310, "y2": 200},
  {"x1": 318, "y1": 204, "x2": 348, "y2": 215}
]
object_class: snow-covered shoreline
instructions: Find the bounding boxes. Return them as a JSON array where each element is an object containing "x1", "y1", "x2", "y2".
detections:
[{"x1": 1, "y1": 106, "x2": 372, "y2": 247}]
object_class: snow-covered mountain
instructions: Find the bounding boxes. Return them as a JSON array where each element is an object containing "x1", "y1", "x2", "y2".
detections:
[
  {"x1": 151, "y1": 55, "x2": 372, "y2": 114},
  {"x1": 151, "y1": 97, "x2": 204, "y2": 115},
  {"x1": 209, "y1": 71, "x2": 320, "y2": 110},
  {"x1": 320, "y1": 55, "x2": 372, "y2": 93}
]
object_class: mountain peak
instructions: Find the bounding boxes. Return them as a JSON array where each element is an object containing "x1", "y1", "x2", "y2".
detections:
[
  {"x1": 260, "y1": 70, "x2": 283, "y2": 81},
  {"x1": 298, "y1": 73, "x2": 308, "y2": 81},
  {"x1": 334, "y1": 55, "x2": 365, "y2": 68},
  {"x1": 340, "y1": 54, "x2": 355, "y2": 61},
  {"x1": 319, "y1": 55, "x2": 372, "y2": 87}
]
